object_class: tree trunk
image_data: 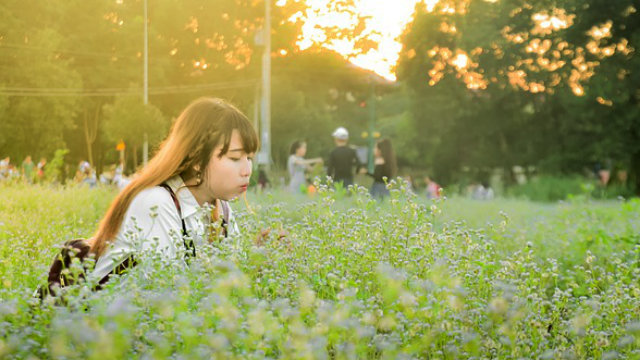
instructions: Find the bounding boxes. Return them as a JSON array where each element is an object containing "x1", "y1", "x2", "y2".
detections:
[
  {"x1": 498, "y1": 131, "x2": 515, "y2": 186},
  {"x1": 82, "y1": 104, "x2": 100, "y2": 166},
  {"x1": 96, "y1": 128, "x2": 103, "y2": 175},
  {"x1": 83, "y1": 113, "x2": 93, "y2": 166},
  {"x1": 133, "y1": 145, "x2": 138, "y2": 170},
  {"x1": 632, "y1": 149, "x2": 640, "y2": 196}
]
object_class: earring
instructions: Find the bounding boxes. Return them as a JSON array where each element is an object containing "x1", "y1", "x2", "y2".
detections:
[{"x1": 193, "y1": 165, "x2": 202, "y2": 185}]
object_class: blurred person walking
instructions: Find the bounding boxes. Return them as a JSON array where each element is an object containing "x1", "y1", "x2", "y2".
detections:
[
  {"x1": 0, "y1": 157, "x2": 9, "y2": 180},
  {"x1": 425, "y1": 176, "x2": 442, "y2": 199},
  {"x1": 327, "y1": 127, "x2": 361, "y2": 188},
  {"x1": 112, "y1": 160, "x2": 125, "y2": 186},
  {"x1": 288, "y1": 140, "x2": 322, "y2": 193},
  {"x1": 362, "y1": 138, "x2": 397, "y2": 199},
  {"x1": 36, "y1": 157, "x2": 46, "y2": 182},
  {"x1": 75, "y1": 160, "x2": 90, "y2": 183},
  {"x1": 256, "y1": 165, "x2": 270, "y2": 192},
  {"x1": 21, "y1": 156, "x2": 35, "y2": 183}
]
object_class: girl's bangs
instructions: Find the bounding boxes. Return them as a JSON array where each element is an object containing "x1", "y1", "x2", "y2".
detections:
[
  {"x1": 218, "y1": 111, "x2": 260, "y2": 155},
  {"x1": 236, "y1": 115, "x2": 260, "y2": 154}
]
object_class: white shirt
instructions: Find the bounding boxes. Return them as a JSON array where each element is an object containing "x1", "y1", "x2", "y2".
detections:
[{"x1": 89, "y1": 175, "x2": 238, "y2": 282}]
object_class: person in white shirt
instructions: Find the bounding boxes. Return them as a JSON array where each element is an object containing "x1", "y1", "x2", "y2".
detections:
[
  {"x1": 87, "y1": 97, "x2": 258, "y2": 285},
  {"x1": 287, "y1": 140, "x2": 322, "y2": 194}
]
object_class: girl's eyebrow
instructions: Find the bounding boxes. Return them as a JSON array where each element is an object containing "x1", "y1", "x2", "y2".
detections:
[{"x1": 228, "y1": 148, "x2": 244, "y2": 153}]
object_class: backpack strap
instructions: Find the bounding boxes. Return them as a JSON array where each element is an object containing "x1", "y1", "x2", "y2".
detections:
[
  {"x1": 158, "y1": 183, "x2": 195, "y2": 258},
  {"x1": 220, "y1": 200, "x2": 230, "y2": 237},
  {"x1": 211, "y1": 199, "x2": 230, "y2": 239},
  {"x1": 97, "y1": 254, "x2": 137, "y2": 289},
  {"x1": 220, "y1": 200, "x2": 230, "y2": 224}
]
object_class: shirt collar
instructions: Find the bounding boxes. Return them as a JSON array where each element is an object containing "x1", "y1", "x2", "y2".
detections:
[{"x1": 165, "y1": 175, "x2": 200, "y2": 219}]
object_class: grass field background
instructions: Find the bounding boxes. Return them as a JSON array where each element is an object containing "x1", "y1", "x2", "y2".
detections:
[{"x1": 0, "y1": 182, "x2": 639, "y2": 358}]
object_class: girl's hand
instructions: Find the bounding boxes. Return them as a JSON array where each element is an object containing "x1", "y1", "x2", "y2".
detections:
[{"x1": 255, "y1": 227, "x2": 288, "y2": 246}]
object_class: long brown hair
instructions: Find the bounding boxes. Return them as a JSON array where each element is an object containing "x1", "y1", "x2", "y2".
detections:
[
  {"x1": 90, "y1": 97, "x2": 259, "y2": 257},
  {"x1": 377, "y1": 138, "x2": 397, "y2": 179}
]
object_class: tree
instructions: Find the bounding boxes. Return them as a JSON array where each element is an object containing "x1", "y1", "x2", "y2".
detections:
[
  {"x1": 57, "y1": 0, "x2": 139, "y2": 170},
  {"x1": 103, "y1": 96, "x2": 168, "y2": 169},
  {"x1": 0, "y1": 1, "x2": 82, "y2": 160},
  {"x1": 558, "y1": 0, "x2": 640, "y2": 192},
  {"x1": 398, "y1": 0, "x2": 640, "y2": 192}
]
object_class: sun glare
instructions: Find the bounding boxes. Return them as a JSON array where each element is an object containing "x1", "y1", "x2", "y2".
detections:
[
  {"x1": 451, "y1": 53, "x2": 469, "y2": 70},
  {"x1": 292, "y1": 0, "x2": 426, "y2": 81}
]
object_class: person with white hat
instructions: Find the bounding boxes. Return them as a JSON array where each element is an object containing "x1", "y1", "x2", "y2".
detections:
[{"x1": 327, "y1": 127, "x2": 361, "y2": 188}]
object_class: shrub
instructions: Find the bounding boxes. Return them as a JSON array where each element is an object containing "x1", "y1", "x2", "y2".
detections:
[{"x1": 507, "y1": 176, "x2": 592, "y2": 202}]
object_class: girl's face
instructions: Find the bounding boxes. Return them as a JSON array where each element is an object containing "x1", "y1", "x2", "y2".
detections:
[
  {"x1": 200, "y1": 129, "x2": 254, "y2": 202},
  {"x1": 374, "y1": 145, "x2": 381, "y2": 158},
  {"x1": 296, "y1": 143, "x2": 307, "y2": 157}
]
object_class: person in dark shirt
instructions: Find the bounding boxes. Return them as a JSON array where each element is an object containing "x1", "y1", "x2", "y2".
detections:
[
  {"x1": 327, "y1": 127, "x2": 360, "y2": 188},
  {"x1": 257, "y1": 165, "x2": 269, "y2": 192},
  {"x1": 362, "y1": 138, "x2": 397, "y2": 199}
]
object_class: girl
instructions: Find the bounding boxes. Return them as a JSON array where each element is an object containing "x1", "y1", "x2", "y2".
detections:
[
  {"x1": 88, "y1": 97, "x2": 258, "y2": 285},
  {"x1": 287, "y1": 140, "x2": 322, "y2": 194},
  {"x1": 364, "y1": 138, "x2": 397, "y2": 199}
]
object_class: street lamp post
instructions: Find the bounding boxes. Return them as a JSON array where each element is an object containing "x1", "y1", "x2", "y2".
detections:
[
  {"x1": 142, "y1": 0, "x2": 149, "y2": 166},
  {"x1": 258, "y1": 0, "x2": 272, "y2": 167},
  {"x1": 367, "y1": 77, "x2": 376, "y2": 173}
]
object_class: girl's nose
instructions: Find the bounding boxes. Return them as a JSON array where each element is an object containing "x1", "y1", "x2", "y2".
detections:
[{"x1": 240, "y1": 159, "x2": 252, "y2": 177}]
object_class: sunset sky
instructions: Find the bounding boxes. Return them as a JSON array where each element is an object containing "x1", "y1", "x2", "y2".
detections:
[{"x1": 287, "y1": 0, "x2": 438, "y2": 81}]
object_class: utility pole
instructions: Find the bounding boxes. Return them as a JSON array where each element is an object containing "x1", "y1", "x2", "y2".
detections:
[
  {"x1": 253, "y1": 84, "x2": 260, "y2": 134},
  {"x1": 367, "y1": 76, "x2": 376, "y2": 173},
  {"x1": 258, "y1": 0, "x2": 271, "y2": 167},
  {"x1": 142, "y1": 0, "x2": 149, "y2": 167}
]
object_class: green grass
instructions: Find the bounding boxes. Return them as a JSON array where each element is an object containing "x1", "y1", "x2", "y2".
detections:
[{"x1": 0, "y1": 181, "x2": 639, "y2": 359}]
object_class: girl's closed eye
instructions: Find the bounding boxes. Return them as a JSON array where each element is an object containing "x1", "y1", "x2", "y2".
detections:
[{"x1": 229, "y1": 155, "x2": 253, "y2": 162}]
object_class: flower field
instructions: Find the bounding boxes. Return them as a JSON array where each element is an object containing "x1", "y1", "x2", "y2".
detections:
[{"x1": 0, "y1": 182, "x2": 639, "y2": 359}]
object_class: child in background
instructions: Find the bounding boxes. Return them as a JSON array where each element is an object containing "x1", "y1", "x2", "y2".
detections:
[{"x1": 425, "y1": 176, "x2": 442, "y2": 199}]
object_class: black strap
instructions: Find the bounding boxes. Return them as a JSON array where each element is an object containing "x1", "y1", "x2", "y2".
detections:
[
  {"x1": 158, "y1": 183, "x2": 195, "y2": 258},
  {"x1": 97, "y1": 255, "x2": 137, "y2": 289},
  {"x1": 220, "y1": 200, "x2": 230, "y2": 225},
  {"x1": 213, "y1": 200, "x2": 230, "y2": 238}
]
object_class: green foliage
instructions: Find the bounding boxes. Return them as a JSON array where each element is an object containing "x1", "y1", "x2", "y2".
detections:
[
  {"x1": 102, "y1": 96, "x2": 168, "y2": 165},
  {"x1": 1, "y1": 184, "x2": 640, "y2": 358},
  {"x1": 0, "y1": 184, "x2": 115, "y2": 291},
  {"x1": 507, "y1": 176, "x2": 636, "y2": 202},
  {"x1": 507, "y1": 176, "x2": 590, "y2": 202},
  {"x1": 397, "y1": 0, "x2": 640, "y2": 192},
  {"x1": 44, "y1": 148, "x2": 69, "y2": 183},
  {"x1": 0, "y1": 26, "x2": 81, "y2": 159},
  {"x1": 591, "y1": 184, "x2": 637, "y2": 200}
]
